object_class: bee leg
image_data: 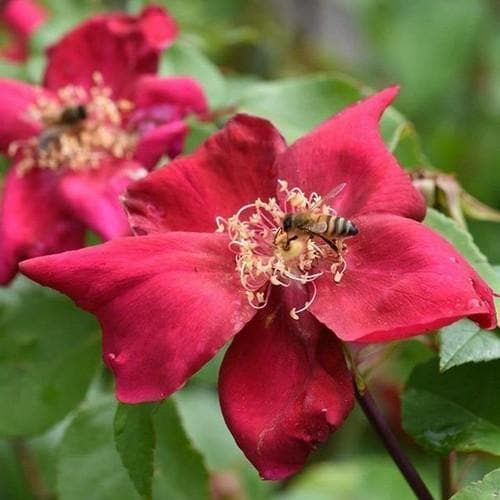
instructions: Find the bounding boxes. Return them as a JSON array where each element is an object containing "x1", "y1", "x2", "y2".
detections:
[
  {"x1": 309, "y1": 232, "x2": 339, "y2": 254},
  {"x1": 273, "y1": 228, "x2": 282, "y2": 246},
  {"x1": 284, "y1": 235, "x2": 298, "y2": 251}
]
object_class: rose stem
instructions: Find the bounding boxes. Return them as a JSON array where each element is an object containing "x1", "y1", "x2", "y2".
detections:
[
  {"x1": 354, "y1": 384, "x2": 433, "y2": 499},
  {"x1": 10, "y1": 439, "x2": 50, "y2": 500},
  {"x1": 345, "y1": 346, "x2": 434, "y2": 500},
  {"x1": 440, "y1": 452, "x2": 456, "y2": 499}
]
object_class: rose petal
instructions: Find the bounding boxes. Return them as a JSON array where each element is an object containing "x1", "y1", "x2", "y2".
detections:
[
  {"x1": 124, "y1": 114, "x2": 286, "y2": 235},
  {"x1": 219, "y1": 285, "x2": 354, "y2": 480},
  {"x1": 0, "y1": 165, "x2": 85, "y2": 284},
  {"x1": 134, "y1": 120, "x2": 188, "y2": 169},
  {"x1": 130, "y1": 75, "x2": 207, "y2": 114},
  {"x1": 310, "y1": 214, "x2": 497, "y2": 342},
  {"x1": 0, "y1": 78, "x2": 44, "y2": 153},
  {"x1": 43, "y1": 6, "x2": 177, "y2": 97},
  {"x1": 129, "y1": 75, "x2": 207, "y2": 166},
  {"x1": 2, "y1": 0, "x2": 46, "y2": 38},
  {"x1": 109, "y1": 5, "x2": 177, "y2": 51},
  {"x1": 58, "y1": 160, "x2": 147, "y2": 240},
  {"x1": 20, "y1": 232, "x2": 255, "y2": 402},
  {"x1": 276, "y1": 87, "x2": 426, "y2": 221}
]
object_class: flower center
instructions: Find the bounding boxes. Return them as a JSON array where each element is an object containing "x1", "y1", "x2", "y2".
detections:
[
  {"x1": 217, "y1": 180, "x2": 353, "y2": 319},
  {"x1": 9, "y1": 73, "x2": 137, "y2": 175}
]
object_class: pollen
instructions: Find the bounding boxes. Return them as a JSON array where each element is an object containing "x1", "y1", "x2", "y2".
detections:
[
  {"x1": 216, "y1": 180, "x2": 349, "y2": 319},
  {"x1": 9, "y1": 72, "x2": 137, "y2": 175}
]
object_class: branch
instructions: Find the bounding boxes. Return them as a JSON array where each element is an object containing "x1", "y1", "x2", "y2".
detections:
[
  {"x1": 11, "y1": 439, "x2": 51, "y2": 500},
  {"x1": 440, "y1": 452, "x2": 456, "y2": 499},
  {"x1": 343, "y1": 347, "x2": 435, "y2": 500}
]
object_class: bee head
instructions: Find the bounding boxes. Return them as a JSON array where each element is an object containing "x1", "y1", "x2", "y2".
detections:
[
  {"x1": 75, "y1": 105, "x2": 87, "y2": 120},
  {"x1": 282, "y1": 213, "x2": 293, "y2": 231},
  {"x1": 60, "y1": 104, "x2": 87, "y2": 125}
]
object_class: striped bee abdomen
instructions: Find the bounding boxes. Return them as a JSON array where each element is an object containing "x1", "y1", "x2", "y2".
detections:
[{"x1": 327, "y1": 216, "x2": 358, "y2": 237}]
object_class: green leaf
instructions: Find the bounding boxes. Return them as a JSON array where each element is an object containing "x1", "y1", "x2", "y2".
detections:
[
  {"x1": 385, "y1": 118, "x2": 430, "y2": 168},
  {"x1": 439, "y1": 319, "x2": 500, "y2": 371},
  {"x1": 152, "y1": 399, "x2": 210, "y2": 500},
  {"x1": 57, "y1": 399, "x2": 140, "y2": 500},
  {"x1": 159, "y1": 39, "x2": 226, "y2": 108},
  {"x1": 363, "y1": 0, "x2": 484, "y2": 116},
  {"x1": 174, "y1": 386, "x2": 245, "y2": 469},
  {"x1": 424, "y1": 208, "x2": 500, "y2": 291},
  {"x1": 183, "y1": 119, "x2": 217, "y2": 154},
  {"x1": 238, "y1": 74, "x2": 363, "y2": 143},
  {"x1": 25, "y1": 55, "x2": 45, "y2": 85},
  {"x1": 60, "y1": 398, "x2": 209, "y2": 500},
  {"x1": 189, "y1": 348, "x2": 226, "y2": 387},
  {"x1": 275, "y1": 458, "x2": 437, "y2": 500},
  {"x1": 451, "y1": 468, "x2": 500, "y2": 500},
  {"x1": 402, "y1": 358, "x2": 500, "y2": 455},
  {"x1": 0, "y1": 441, "x2": 34, "y2": 500},
  {"x1": 0, "y1": 278, "x2": 100, "y2": 437},
  {"x1": 237, "y1": 73, "x2": 427, "y2": 168},
  {"x1": 114, "y1": 404, "x2": 156, "y2": 499},
  {"x1": 224, "y1": 74, "x2": 262, "y2": 104},
  {"x1": 174, "y1": 387, "x2": 272, "y2": 500},
  {"x1": 424, "y1": 209, "x2": 500, "y2": 368},
  {"x1": 0, "y1": 154, "x2": 9, "y2": 176},
  {"x1": 0, "y1": 60, "x2": 28, "y2": 81}
]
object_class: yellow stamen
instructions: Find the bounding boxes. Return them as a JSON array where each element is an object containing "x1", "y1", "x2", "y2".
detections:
[
  {"x1": 217, "y1": 180, "x2": 350, "y2": 318},
  {"x1": 10, "y1": 72, "x2": 137, "y2": 176}
]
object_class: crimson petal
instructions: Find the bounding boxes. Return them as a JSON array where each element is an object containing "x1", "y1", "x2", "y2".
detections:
[
  {"x1": 108, "y1": 5, "x2": 177, "y2": 51},
  {"x1": 130, "y1": 75, "x2": 207, "y2": 114},
  {"x1": 43, "y1": 6, "x2": 177, "y2": 97},
  {"x1": 0, "y1": 166, "x2": 85, "y2": 285},
  {"x1": 310, "y1": 214, "x2": 497, "y2": 342},
  {"x1": 0, "y1": 79, "x2": 44, "y2": 153},
  {"x1": 124, "y1": 114, "x2": 286, "y2": 235},
  {"x1": 57, "y1": 159, "x2": 146, "y2": 240},
  {"x1": 134, "y1": 120, "x2": 188, "y2": 169},
  {"x1": 219, "y1": 286, "x2": 354, "y2": 480},
  {"x1": 20, "y1": 232, "x2": 255, "y2": 403},
  {"x1": 276, "y1": 87, "x2": 426, "y2": 221},
  {"x1": 2, "y1": 0, "x2": 46, "y2": 38}
]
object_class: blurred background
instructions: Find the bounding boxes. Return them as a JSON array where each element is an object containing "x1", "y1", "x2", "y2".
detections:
[
  {"x1": 172, "y1": 0, "x2": 500, "y2": 260},
  {"x1": 1, "y1": 0, "x2": 499, "y2": 499},
  {"x1": 170, "y1": 0, "x2": 500, "y2": 261}
]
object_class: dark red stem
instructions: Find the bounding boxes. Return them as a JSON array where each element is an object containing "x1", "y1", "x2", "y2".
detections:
[
  {"x1": 11, "y1": 439, "x2": 51, "y2": 500},
  {"x1": 440, "y1": 452, "x2": 456, "y2": 499},
  {"x1": 354, "y1": 382, "x2": 434, "y2": 500}
]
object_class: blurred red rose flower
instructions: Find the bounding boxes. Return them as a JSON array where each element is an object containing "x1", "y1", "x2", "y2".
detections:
[
  {"x1": 0, "y1": 5, "x2": 207, "y2": 284},
  {"x1": 0, "y1": 0, "x2": 46, "y2": 62},
  {"x1": 21, "y1": 88, "x2": 497, "y2": 479}
]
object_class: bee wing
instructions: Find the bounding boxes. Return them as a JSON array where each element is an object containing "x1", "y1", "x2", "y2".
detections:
[
  {"x1": 323, "y1": 182, "x2": 346, "y2": 204},
  {"x1": 38, "y1": 127, "x2": 62, "y2": 150},
  {"x1": 310, "y1": 183, "x2": 346, "y2": 211}
]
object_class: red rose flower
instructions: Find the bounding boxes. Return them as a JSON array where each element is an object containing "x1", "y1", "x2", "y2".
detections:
[
  {"x1": 0, "y1": 0, "x2": 46, "y2": 62},
  {"x1": 20, "y1": 87, "x2": 497, "y2": 479},
  {"x1": 0, "y1": 5, "x2": 207, "y2": 284}
]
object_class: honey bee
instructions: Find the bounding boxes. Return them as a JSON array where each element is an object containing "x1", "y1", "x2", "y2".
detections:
[
  {"x1": 278, "y1": 212, "x2": 358, "y2": 251},
  {"x1": 38, "y1": 104, "x2": 87, "y2": 150},
  {"x1": 275, "y1": 183, "x2": 358, "y2": 252}
]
